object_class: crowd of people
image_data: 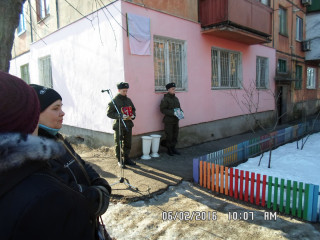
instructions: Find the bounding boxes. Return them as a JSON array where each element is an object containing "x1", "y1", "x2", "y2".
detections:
[{"x1": 0, "y1": 71, "x2": 183, "y2": 239}]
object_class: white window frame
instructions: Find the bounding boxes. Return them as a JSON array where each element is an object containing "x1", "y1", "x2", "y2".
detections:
[
  {"x1": 153, "y1": 36, "x2": 187, "y2": 91},
  {"x1": 279, "y1": 7, "x2": 287, "y2": 36},
  {"x1": 256, "y1": 56, "x2": 269, "y2": 89},
  {"x1": 17, "y1": 6, "x2": 26, "y2": 35},
  {"x1": 38, "y1": 55, "x2": 53, "y2": 88},
  {"x1": 296, "y1": 16, "x2": 303, "y2": 41},
  {"x1": 20, "y1": 64, "x2": 30, "y2": 84},
  {"x1": 211, "y1": 47, "x2": 242, "y2": 89},
  {"x1": 36, "y1": 0, "x2": 50, "y2": 21},
  {"x1": 307, "y1": 67, "x2": 316, "y2": 89}
]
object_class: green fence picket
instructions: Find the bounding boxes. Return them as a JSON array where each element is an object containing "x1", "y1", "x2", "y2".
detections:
[
  {"x1": 303, "y1": 184, "x2": 310, "y2": 221},
  {"x1": 267, "y1": 176, "x2": 272, "y2": 209},
  {"x1": 279, "y1": 179, "x2": 285, "y2": 213},
  {"x1": 273, "y1": 177, "x2": 279, "y2": 211},
  {"x1": 285, "y1": 180, "x2": 291, "y2": 214},
  {"x1": 298, "y1": 182, "x2": 303, "y2": 218},
  {"x1": 292, "y1": 181, "x2": 298, "y2": 216}
]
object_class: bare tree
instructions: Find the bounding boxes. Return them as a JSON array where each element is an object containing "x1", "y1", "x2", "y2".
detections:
[{"x1": 0, "y1": 0, "x2": 26, "y2": 72}]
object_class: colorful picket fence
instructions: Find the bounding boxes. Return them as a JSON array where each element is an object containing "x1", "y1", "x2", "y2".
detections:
[
  {"x1": 197, "y1": 119, "x2": 320, "y2": 167},
  {"x1": 193, "y1": 161, "x2": 320, "y2": 222}
]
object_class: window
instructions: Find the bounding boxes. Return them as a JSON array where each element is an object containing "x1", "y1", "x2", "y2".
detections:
[
  {"x1": 38, "y1": 56, "x2": 53, "y2": 88},
  {"x1": 279, "y1": 7, "x2": 287, "y2": 36},
  {"x1": 277, "y1": 59, "x2": 287, "y2": 73},
  {"x1": 211, "y1": 48, "x2": 241, "y2": 88},
  {"x1": 153, "y1": 36, "x2": 187, "y2": 91},
  {"x1": 307, "y1": 67, "x2": 316, "y2": 89},
  {"x1": 296, "y1": 17, "x2": 303, "y2": 41},
  {"x1": 17, "y1": 6, "x2": 26, "y2": 34},
  {"x1": 256, "y1": 56, "x2": 269, "y2": 88},
  {"x1": 36, "y1": 0, "x2": 50, "y2": 21},
  {"x1": 256, "y1": 0, "x2": 270, "y2": 6},
  {"x1": 20, "y1": 64, "x2": 30, "y2": 84},
  {"x1": 295, "y1": 65, "x2": 302, "y2": 89}
]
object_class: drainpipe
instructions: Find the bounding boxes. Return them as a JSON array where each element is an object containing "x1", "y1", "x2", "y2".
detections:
[
  {"x1": 28, "y1": 0, "x2": 33, "y2": 42},
  {"x1": 56, "y1": 0, "x2": 60, "y2": 29},
  {"x1": 272, "y1": 0, "x2": 275, "y2": 48}
]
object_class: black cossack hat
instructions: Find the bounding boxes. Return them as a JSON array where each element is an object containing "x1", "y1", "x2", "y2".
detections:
[
  {"x1": 117, "y1": 82, "x2": 129, "y2": 89},
  {"x1": 166, "y1": 82, "x2": 176, "y2": 90},
  {"x1": 30, "y1": 84, "x2": 62, "y2": 112}
]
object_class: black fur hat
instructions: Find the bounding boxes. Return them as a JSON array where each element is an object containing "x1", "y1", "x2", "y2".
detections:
[
  {"x1": 117, "y1": 82, "x2": 129, "y2": 89},
  {"x1": 166, "y1": 82, "x2": 176, "y2": 90}
]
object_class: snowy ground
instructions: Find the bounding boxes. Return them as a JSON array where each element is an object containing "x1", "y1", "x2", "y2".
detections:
[{"x1": 102, "y1": 133, "x2": 320, "y2": 240}]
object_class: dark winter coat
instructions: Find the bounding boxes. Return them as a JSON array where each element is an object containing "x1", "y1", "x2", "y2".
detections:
[
  {"x1": 160, "y1": 93, "x2": 181, "y2": 124},
  {"x1": 0, "y1": 133, "x2": 96, "y2": 240},
  {"x1": 38, "y1": 128, "x2": 111, "y2": 217},
  {"x1": 107, "y1": 93, "x2": 136, "y2": 130}
]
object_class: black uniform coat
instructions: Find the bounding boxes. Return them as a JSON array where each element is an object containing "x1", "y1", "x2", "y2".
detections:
[
  {"x1": 160, "y1": 93, "x2": 181, "y2": 124},
  {"x1": 0, "y1": 133, "x2": 96, "y2": 240}
]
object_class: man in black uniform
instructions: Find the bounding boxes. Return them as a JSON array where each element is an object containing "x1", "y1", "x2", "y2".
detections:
[
  {"x1": 107, "y1": 82, "x2": 136, "y2": 168},
  {"x1": 160, "y1": 82, "x2": 183, "y2": 156}
]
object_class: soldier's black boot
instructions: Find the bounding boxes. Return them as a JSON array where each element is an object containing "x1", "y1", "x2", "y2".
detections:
[
  {"x1": 125, "y1": 157, "x2": 136, "y2": 166},
  {"x1": 167, "y1": 147, "x2": 174, "y2": 156},
  {"x1": 171, "y1": 147, "x2": 181, "y2": 155}
]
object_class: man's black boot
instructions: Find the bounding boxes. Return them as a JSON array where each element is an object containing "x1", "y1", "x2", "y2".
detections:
[
  {"x1": 125, "y1": 157, "x2": 136, "y2": 166},
  {"x1": 167, "y1": 147, "x2": 174, "y2": 156},
  {"x1": 172, "y1": 147, "x2": 181, "y2": 155}
]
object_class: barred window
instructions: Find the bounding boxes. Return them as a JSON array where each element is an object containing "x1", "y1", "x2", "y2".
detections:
[
  {"x1": 256, "y1": 56, "x2": 269, "y2": 89},
  {"x1": 295, "y1": 65, "x2": 302, "y2": 89},
  {"x1": 154, "y1": 36, "x2": 187, "y2": 91},
  {"x1": 211, "y1": 47, "x2": 241, "y2": 88},
  {"x1": 38, "y1": 55, "x2": 53, "y2": 88},
  {"x1": 20, "y1": 64, "x2": 30, "y2": 84},
  {"x1": 307, "y1": 67, "x2": 316, "y2": 89}
]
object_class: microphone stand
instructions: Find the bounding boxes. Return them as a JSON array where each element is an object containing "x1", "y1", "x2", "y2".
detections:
[{"x1": 102, "y1": 89, "x2": 137, "y2": 190}]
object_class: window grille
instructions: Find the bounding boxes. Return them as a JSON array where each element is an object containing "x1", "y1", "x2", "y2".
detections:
[
  {"x1": 211, "y1": 48, "x2": 241, "y2": 88},
  {"x1": 307, "y1": 67, "x2": 316, "y2": 89},
  {"x1": 256, "y1": 56, "x2": 269, "y2": 88},
  {"x1": 38, "y1": 56, "x2": 53, "y2": 88},
  {"x1": 20, "y1": 64, "x2": 30, "y2": 84},
  {"x1": 154, "y1": 36, "x2": 186, "y2": 91}
]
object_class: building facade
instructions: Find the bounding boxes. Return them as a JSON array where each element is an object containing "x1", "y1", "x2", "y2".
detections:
[{"x1": 10, "y1": 0, "x2": 277, "y2": 156}]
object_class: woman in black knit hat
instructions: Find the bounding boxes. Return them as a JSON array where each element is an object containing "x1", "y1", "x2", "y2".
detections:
[
  {"x1": 30, "y1": 84, "x2": 112, "y2": 239},
  {"x1": 0, "y1": 71, "x2": 96, "y2": 240}
]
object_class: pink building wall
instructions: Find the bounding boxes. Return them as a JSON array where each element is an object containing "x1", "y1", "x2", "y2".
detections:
[{"x1": 121, "y1": 2, "x2": 276, "y2": 136}]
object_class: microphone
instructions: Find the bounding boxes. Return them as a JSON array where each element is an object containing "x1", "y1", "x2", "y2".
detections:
[{"x1": 101, "y1": 89, "x2": 109, "y2": 93}]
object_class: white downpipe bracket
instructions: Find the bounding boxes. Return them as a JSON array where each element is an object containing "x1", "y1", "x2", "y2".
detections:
[{"x1": 141, "y1": 136, "x2": 152, "y2": 160}]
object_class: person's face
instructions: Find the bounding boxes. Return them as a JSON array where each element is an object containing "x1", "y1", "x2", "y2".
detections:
[
  {"x1": 119, "y1": 88, "x2": 128, "y2": 96},
  {"x1": 168, "y1": 87, "x2": 176, "y2": 95},
  {"x1": 39, "y1": 100, "x2": 65, "y2": 129}
]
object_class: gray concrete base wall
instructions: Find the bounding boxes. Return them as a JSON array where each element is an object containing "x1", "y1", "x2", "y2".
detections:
[{"x1": 61, "y1": 111, "x2": 275, "y2": 158}]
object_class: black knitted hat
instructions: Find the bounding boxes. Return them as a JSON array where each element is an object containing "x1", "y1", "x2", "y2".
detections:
[{"x1": 30, "y1": 84, "x2": 62, "y2": 112}]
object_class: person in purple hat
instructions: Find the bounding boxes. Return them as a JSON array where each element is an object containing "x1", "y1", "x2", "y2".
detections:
[{"x1": 0, "y1": 71, "x2": 96, "y2": 240}]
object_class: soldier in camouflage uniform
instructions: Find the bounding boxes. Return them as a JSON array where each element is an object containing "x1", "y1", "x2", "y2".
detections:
[
  {"x1": 107, "y1": 82, "x2": 136, "y2": 168},
  {"x1": 160, "y1": 82, "x2": 183, "y2": 156}
]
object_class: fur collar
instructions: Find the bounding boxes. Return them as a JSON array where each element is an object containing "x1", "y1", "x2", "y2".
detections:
[{"x1": 0, "y1": 133, "x2": 65, "y2": 173}]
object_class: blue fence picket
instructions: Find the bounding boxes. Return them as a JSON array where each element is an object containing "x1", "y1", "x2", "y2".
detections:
[
  {"x1": 311, "y1": 185, "x2": 319, "y2": 222},
  {"x1": 193, "y1": 158, "x2": 199, "y2": 183}
]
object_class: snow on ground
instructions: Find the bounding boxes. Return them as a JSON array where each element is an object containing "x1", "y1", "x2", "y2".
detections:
[
  {"x1": 102, "y1": 133, "x2": 320, "y2": 240},
  {"x1": 236, "y1": 132, "x2": 320, "y2": 186}
]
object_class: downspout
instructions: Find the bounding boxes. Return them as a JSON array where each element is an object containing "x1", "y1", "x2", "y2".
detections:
[
  {"x1": 272, "y1": 0, "x2": 274, "y2": 48},
  {"x1": 56, "y1": 0, "x2": 60, "y2": 29},
  {"x1": 28, "y1": 0, "x2": 33, "y2": 42}
]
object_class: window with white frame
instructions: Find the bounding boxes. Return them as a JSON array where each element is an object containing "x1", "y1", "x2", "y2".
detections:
[
  {"x1": 296, "y1": 16, "x2": 303, "y2": 41},
  {"x1": 279, "y1": 7, "x2": 287, "y2": 36},
  {"x1": 307, "y1": 67, "x2": 316, "y2": 89},
  {"x1": 36, "y1": 0, "x2": 50, "y2": 21},
  {"x1": 211, "y1": 47, "x2": 241, "y2": 88},
  {"x1": 17, "y1": 6, "x2": 26, "y2": 34},
  {"x1": 38, "y1": 56, "x2": 53, "y2": 88},
  {"x1": 256, "y1": 56, "x2": 269, "y2": 89},
  {"x1": 153, "y1": 36, "x2": 187, "y2": 91},
  {"x1": 20, "y1": 64, "x2": 30, "y2": 84},
  {"x1": 256, "y1": 0, "x2": 270, "y2": 6}
]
